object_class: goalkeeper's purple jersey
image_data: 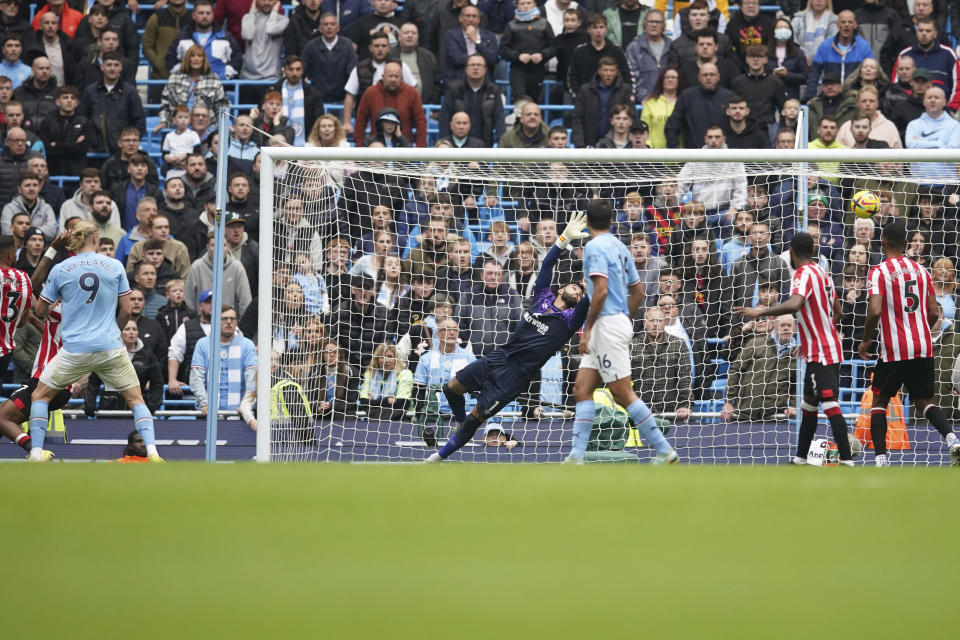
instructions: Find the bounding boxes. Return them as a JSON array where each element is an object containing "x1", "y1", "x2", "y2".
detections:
[{"x1": 497, "y1": 246, "x2": 589, "y2": 374}]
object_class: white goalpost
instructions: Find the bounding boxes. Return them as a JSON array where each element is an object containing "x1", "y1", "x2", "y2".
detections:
[{"x1": 257, "y1": 146, "x2": 960, "y2": 465}]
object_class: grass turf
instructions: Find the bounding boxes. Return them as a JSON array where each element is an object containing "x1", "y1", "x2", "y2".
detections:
[{"x1": 3, "y1": 464, "x2": 955, "y2": 639}]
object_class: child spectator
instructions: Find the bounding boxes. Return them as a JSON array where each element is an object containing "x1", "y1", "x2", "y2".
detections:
[
  {"x1": 252, "y1": 91, "x2": 294, "y2": 145},
  {"x1": 472, "y1": 220, "x2": 515, "y2": 272},
  {"x1": 161, "y1": 105, "x2": 200, "y2": 179},
  {"x1": 360, "y1": 342, "x2": 413, "y2": 421},
  {"x1": 156, "y1": 278, "x2": 196, "y2": 340}
]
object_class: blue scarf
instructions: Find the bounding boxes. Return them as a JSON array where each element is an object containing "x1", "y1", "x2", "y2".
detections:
[
  {"x1": 369, "y1": 370, "x2": 398, "y2": 399},
  {"x1": 516, "y1": 6, "x2": 541, "y2": 22},
  {"x1": 282, "y1": 81, "x2": 306, "y2": 146}
]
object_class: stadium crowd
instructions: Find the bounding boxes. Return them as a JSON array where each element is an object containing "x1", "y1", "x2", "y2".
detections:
[{"x1": 2, "y1": 0, "x2": 960, "y2": 436}]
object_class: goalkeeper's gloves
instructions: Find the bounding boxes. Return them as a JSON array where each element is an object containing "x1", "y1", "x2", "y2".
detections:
[{"x1": 556, "y1": 211, "x2": 589, "y2": 250}]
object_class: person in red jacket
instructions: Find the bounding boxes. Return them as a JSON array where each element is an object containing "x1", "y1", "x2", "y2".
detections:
[
  {"x1": 354, "y1": 60, "x2": 427, "y2": 147},
  {"x1": 30, "y1": 0, "x2": 81, "y2": 38}
]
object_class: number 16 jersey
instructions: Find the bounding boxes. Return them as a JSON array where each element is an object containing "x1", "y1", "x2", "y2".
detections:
[
  {"x1": 39, "y1": 252, "x2": 131, "y2": 354},
  {"x1": 867, "y1": 256, "x2": 934, "y2": 362}
]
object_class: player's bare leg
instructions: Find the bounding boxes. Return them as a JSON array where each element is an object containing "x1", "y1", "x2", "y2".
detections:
[
  {"x1": 910, "y1": 397, "x2": 960, "y2": 466},
  {"x1": 119, "y1": 386, "x2": 163, "y2": 462},
  {"x1": 0, "y1": 402, "x2": 33, "y2": 454}
]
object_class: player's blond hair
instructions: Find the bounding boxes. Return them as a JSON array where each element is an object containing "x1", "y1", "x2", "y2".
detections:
[{"x1": 67, "y1": 221, "x2": 99, "y2": 252}]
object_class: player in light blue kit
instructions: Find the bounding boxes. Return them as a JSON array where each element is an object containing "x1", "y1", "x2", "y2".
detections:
[
  {"x1": 566, "y1": 199, "x2": 678, "y2": 464},
  {"x1": 27, "y1": 222, "x2": 163, "y2": 462}
]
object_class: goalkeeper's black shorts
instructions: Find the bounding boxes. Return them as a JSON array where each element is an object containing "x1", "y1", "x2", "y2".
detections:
[
  {"x1": 8, "y1": 378, "x2": 73, "y2": 417},
  {"x1": 456, "y1": 350, "x2": 530, "y2": 420}
]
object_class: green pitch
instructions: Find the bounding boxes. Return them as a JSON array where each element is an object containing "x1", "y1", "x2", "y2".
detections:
[{"x1": 4, "y1": 464, "x2": 954, "y2": 639}]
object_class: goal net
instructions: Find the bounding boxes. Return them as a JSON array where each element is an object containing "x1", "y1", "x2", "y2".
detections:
[{"x1": 256, "y1": 147, "x2": 960, "y2": 466}]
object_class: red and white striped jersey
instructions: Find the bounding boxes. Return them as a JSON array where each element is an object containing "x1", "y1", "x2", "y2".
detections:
[
  {"x1": 790, "y1": 262, "x2": 844, "y2": 365},
  {"x1": 0, "y1": 267, "x2": 32, "y2": 356},
  {"x1": 31, "y1": 304, "x2": 62, "y2": 379},
  {"x1": 868, "y1": 257, "x2": 934, "y2": 362}
]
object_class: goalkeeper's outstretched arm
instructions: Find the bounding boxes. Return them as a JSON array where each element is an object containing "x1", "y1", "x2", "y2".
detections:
[{"x1": 534, "y1": 212, "x2": 589, "y2": 292}]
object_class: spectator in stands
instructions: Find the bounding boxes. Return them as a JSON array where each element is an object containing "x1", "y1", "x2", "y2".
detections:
[
  {"x1": 893, "y1": 17, "x2": 960, "y2": 112},
  {"x1": 160, "y1": 106, "x2": 200, "y2": 180},
  {"x1": 360, "y1": 342, "x2": 411, "y2": 420},
  {"x1": 138, "y1": 238, "x2": 180, "y2": 290},
  {"x1": 302, "y1": 11, "x2": 358, "y2": 104},
  {"x1": 395, "y1": 266, "x2": 436, "y2": 339},
  {"x1": 665, "y1": 63, "x2": 732, "y2": 149},
  {"x1": 567, "y1": 13, "x2": 631, "y2": 98},
  {"x1": 249, "y1": 92, "x2": 294, "y2": 146},
  {"x1": 167, "y1": 0, "x2": 242, "y2": 81},
  {"x1": 805, "y1": 72, "x2": 856, "y2": 135},
  {"x1": 458, "y1": 259, "x2": 522, "y2": 357},
  {"x1": 167, "y1": 288, "x2": 211, "y2": 392},
  {"x1": 126, "y1": 212, "x2": 191, "y2": 278},
  {"x1": 0, "y1": 125, "x2": 36, "y2": 206},
  {"x1": 435, "y1": 236, "x2": 473, "y2": 302},
  {"x1": 437, "y1": 53, "x2": 505, "y2": 147},
  {"x1": 731, "y1": 44, "x2": 786, "y2": 143},
  {"x1": 390, "y1": 22, "x2": 440, "y2": 105},
  {"x1": 6, "y1": 210, "x2": 27, "y2": 247},
  {"x1": 670, "y1": 1, "x2": 732, "y2": 68},
  {"x1": 809, "y1": 115, "x2": 845, "y2": 171},
  {"x1": 472, "y1": 219, "x2": 515, "y2": 272},
  {"x1": 909, "y1": 188, "x2": 958, "y2": 260},
  {"x1": 720, "y1": 210, "x2": 754, "y2": 273},
  {"x1": 600, "y1": 0, "x2": 644, "y2": 48},
  {"x1": 837, "y1": 262, "x2": 867, "y2": 355},
  {"x1": 731, "y1": 221, "x2": 789, "y2": 307},
  {"x1": 182, "y1": 153, "x2": 216, "y2": 212},
  {"x1": 82, "y1": 0, "x2": 138, "y2": 59},
  {"x1": 284, "y1": 0, "x2": 322, "y2": 57},
  {"x1": 125, "y1": 286, "x2": 169, "y2": 367},
  {"x1": 854, "y1": 0, "x2": 903, "y2": 63},
  {"x1": 160, "y1": 175, "x2": 195, "y2": 238},
  {"x1": 791, "y1": 0, "x2": 837, "y2": 63},
  {"x1": 625, "y1": 9, "x2": 675, "y2": 105},
  {"x1": 60, "y1": 170, "x2": 119, "y2": 227},
  {"x1": 499, "y1": 0, "x2": 555, "y2": 102},
  {"x1": 156, "y1": 278, "x2": 195, "y2": 341},
  {"x1": 142, "y1": 0, "x2": 190, "y2": 102},
  {"x1": 158, "y1": 44, "x2": 228, "y2": 132},
  {"x1": 186, "y1": 231, "x2": 252, "y2": 315},
  {"x1": 443, "y1": 3, "x2": 497, "y2": 83},
  {"x1": 79, "y1": 52, "x2": 145, "y2": 153},
  {"x1": 331, "y1": 273, "x2": 395, "y2": 369},
  {"x1": 26, "y1": 156, "x2": 62, "y2": 213},
  {"x1": 341, "y1": 31, "x2": 416, "y2": 138},
  {"x1": 837, "y1": 87, "x2": 900, "y2": 148},
  {"x1": 1, "y1": 171, "x2": 55, "y2": 238},
  {"x1": 85, "y1": 318, "x2": 163, "y2": 415},
  {"x1": 347, "y1": 0, "x2": 402, "y2": 56},
  {"x1": 223, "y1": 210, "x2": 259, "y2": 296},
  {"x1": 553, "y1": 6, "x2": 588, "y2": 99},
  {"x1": 0, "y1": 75, "x2": 12, "y2": 113},
  {"x1": 905, "y1": 86, "x2": 960, "y2": 184},
  {"x1": 1, "y1": 101, "x2": 42, "y2": 155},
  {"x1": 31, "y1": 0, "x2": 81, "y2": 39},
  {"x1": 0, "y1": 0, "x2": 29, "y2": 41},
  {"x1": 721, "y1": 314, "x2": 797, "y2": 422},
  {"x1": 806, "y1": 10, "x2": 872, "y2": 98},
  {"x1": 191, "y1": 105, "x2": 216, "y2": 141},
  {"x1": 116, "y1": 196, "x2": 157, "y2": 264},
  {"x1": 36, "y1": 85, "x2": 93, "y2": 177},
  {"x1": 13, "y1": 56, "x2": 57, "y2": 130},
  {"x1": 844, "y1": 57, "x2": 904, "y2": 116},
  {"x1": 241, "y1": 0, "x2": 289, "y2": 83},
  {"x1": 931, "y1": 256, "x2": 957, "y2": 332},
  {"x1": 678, "y1": 29, "x2": 740, "y2": 91},
  {"x1": 891, "y1": 63, "x2": 928, "y2": 137},
  {"x1": 262, "y1": 56, "x2": 324, "y2": 147},
  {"x1": 438, "y1": 111, "x2": 483, "y2": 148},
  {"x1": 641, "y1": 66, "x2": 679, "y2": 149},
  {"x1": 631, "y1": 306, "x2": 692, "y2": 420},
  {"x1": 111, "y1": 151, "x2": 163, "y2": 231},
  {"x1": 594, "y1": 103, "x2": 634, "y2": 149},
  {"x1": 75, "y1": 26, "x2": 136, "y2": 88},
  {"x1": 722, "y1": 94, "x2": 772, "y2": 149},
  {"x1": 191, "y1": 305, "x2": 257, "y2": 417},
  {"x1": 571, "y1": 56, "x2": 633, "y2": 148},
  {"x1": 354, "y1": 60, "x2": 427, "y2": 147},
  {"x1": 726, "y1": 0, "x2": 775, "y2": 63},
  {"x1": 72, "y1": 4, "x2": 110, "y2": 58},
  {"x1": 100, "y1": 127, "x2": 158, "y2": 190},
  {"x1": 676, "y1": 124, "x2": 746, "y2": 236},
  {"x1": 12, "y1": 224, "x2": 42, "y2": 275},
  {"x1": 132, "y1": 261, "x2": 167, "y2": 319},
  {"x1": 499, "y1": 100, "x2": 549, "y2": 148},
  {"x1": 0, "y1": 34, "x2": 28, "y2": 89},
  {"x1": 225, "y1": 115, "x2": 259, "y2": 175},
  {"x1": 767, "y1": 17, "x2": 809, "y2": 101},
  {"x1": 624, "y1": 233, "x2": 663, "y2": 308}
]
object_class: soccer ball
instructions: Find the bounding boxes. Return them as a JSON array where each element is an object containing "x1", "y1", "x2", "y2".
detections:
[{"x1": 851, "y1": 190, "x2": 880, "y2": 219}]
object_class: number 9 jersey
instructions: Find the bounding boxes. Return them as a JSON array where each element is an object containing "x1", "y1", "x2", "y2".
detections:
[
  {"x1": 39, "y1": 252, "x2": 131, "y2": 354},
  {"x1": 868, "y1": 256, "x2": 934, "y2": 362}
]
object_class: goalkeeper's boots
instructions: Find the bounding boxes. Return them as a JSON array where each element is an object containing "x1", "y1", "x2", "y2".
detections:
[
  {"x1": 651, "y1": 448, "x2": 679, "y2": 465},
  {"x1": 949, "y1": 442, "x2": 960, "y2": 467},
  {"x1": 561, "y1": 455, "x2": 584, "y2": 465},
  {"x1": 875, "y1": 454, "x2": 890, "y2": 468},
  {"x1": 26, "y1": 450, "x2": 56, "y2": 463},
  {"x1": 148, "y1": 454, "x2": 165, "y2": 463}
]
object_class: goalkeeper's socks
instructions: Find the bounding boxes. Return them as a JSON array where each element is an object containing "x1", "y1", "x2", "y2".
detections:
[
  {"x1": 437, "y1": 413, "x2": 482, "y2": 459},
  {"x1": 626, "y1": 398, "x2": 671, "y2": 456},
  {"x1": 870, "y1": 407, "x2": 888, "y2": 456},
  {"x1": 570, "y1": 400, "x2": 595, "y2": 459},
  {"x1": 442, "y1": 384, "x2": 467, "y2": 423},
  {"x1": 29, "y1": 399, "x2": 49, "y2": 456},
  {"x1": 14, "y1": 432, "x2": 31, "y2": 452},
  {"x1": 132, "y1": 404, "x2": 159, "y2": 457},
  {"x1": 923, "y1": 404, "x2": 953, "y2": 439}
]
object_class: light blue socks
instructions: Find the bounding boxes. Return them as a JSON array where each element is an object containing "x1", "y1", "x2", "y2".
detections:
[
  {"x1": 570, "y1": 400, "x2": 595, "y2": 458},
  {"x1": 627, "y1": 398, "x2": 671, "y2": 455},
  {"x1": 29, "y1": 400, "x2": 49, "y2": 449}
]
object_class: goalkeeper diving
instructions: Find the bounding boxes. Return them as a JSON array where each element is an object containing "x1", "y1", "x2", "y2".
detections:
[{"x1": 426, "y1": 213, "x2": 591, "y2": 462}]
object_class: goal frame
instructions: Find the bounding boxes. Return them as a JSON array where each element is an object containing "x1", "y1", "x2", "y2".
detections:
[{"x1": 256, "y1": 146, "x2": 960, "y2": 463}]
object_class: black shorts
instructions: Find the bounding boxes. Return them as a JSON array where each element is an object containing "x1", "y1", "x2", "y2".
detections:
[
  {"x1": 804, "y1": 363, "x2": 841, "y2": 404},
  {"x1": 454, "y1": 350, "x2": 530, "y2": 420},
  {"x1": 0, "y1": 352, "x2": 11, "y2": 377},
  {"x1": 872, "y1": 358, "x2": 935, "y2": 400},
  {"x1": 8, "y1": 378, "x2": 73, "y2": 417}
]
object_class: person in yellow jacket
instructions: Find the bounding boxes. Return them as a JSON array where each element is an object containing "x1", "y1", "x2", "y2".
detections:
[{"x1": 641, "y1": 67, "x2": 681, "y2": 148}]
